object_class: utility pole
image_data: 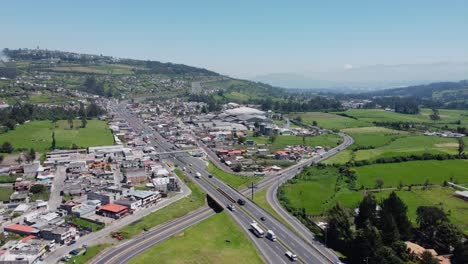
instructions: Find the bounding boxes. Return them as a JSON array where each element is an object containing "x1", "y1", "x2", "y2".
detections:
[{"x1": 248, "y1": 182, "x2": 257, "y2": 200}]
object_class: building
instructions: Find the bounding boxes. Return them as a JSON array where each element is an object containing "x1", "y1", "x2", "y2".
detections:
[
  {"x1": 0, "y1": 237, "x2": 48, "y2": 264},
  {"x1": 96, "y1": 203, "x2": 129, "y2": 219},
  {"x1": 125, "y1": 168, "x2": 147, "y2": 184},
  {"x1": 4, "y1": 224, "x2": 40, "y2": 236},
  {"x1": 40, "y1": 225, "x2": 73, "y2": 244},
  {"x1": 114, "y1": 197, "x2": 142, "y2": 210},
  {"x1": 128, "y1": 190, "x2": 160, "y2": 205}
]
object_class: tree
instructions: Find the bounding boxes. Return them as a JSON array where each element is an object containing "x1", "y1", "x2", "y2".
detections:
[
  {"x1": 232, "y1": 163, "x2": 242, "y2": 172},
  {"x1": 0, "y1": 155, "x2": 3, "y2": 164},
  {"x1": 0, "y1": 142, "x2": 13, "y2": 153},
  {"x1": 51, "y1": 132, "x2": 56, "y2": 150},
  {"x1": 326, "y1": 204, "x2": 353, "y2": 251},
  {"x1": 429, "y1": 108, "x2": 440, "y2": 121},
  {"x1": 25, "y1": 148, "x2": 36, "y2": 163},
  {"x1": 380, "y1": 209, "x2": 400, "y2": 245},
  {"x1": 355, "y1": 194, "x2": 378, "y2": 229},
  {"x1": 435, "y1": 222, "x2": 463, "y2": 250},
  {"x1": 71, "y1": 143, "x2": 78, "y2": 149},
  {"x1": 30, "y1": 184, "x2": 45, "y2": 194},
  {"x1": 416, "y1": 206, "x2": 447, "y2": 231},
  {"x1": 375, "y1": 179, "x2": 384, "y2": 190},
  {"x1": 458, "y1": 138, "x2": 464, "y2": 158},
  {"x1": 67, "y1": 117, "x2": 74, "y2": 129},
  {"x1": 381, "y1": 192, "x2": 412, "y2": 239},
  {"x1": 452, "y1": 241, "x2": 468, "y2": 264},
  {"x1": 81, "y1": 116, "x2": 87, "y2": 128},
  {"x1": 268, "y1": 135, "x2": 277, "y2": 143},
  {"x1": 312, "y1": 120, "x2": 318, "y2": 126},
  {"x1": 237, "y1": 136, "x2": 246, "y2": 144},
  {"x1": 349, "y1": 224, "x2": 383, "y2": 263},
  {"x1": 15, "y1": 156, "x2": 23, "y2": 165},
  {"x1": 420, "y1": 251, "x2": 439, "y2": 264}
]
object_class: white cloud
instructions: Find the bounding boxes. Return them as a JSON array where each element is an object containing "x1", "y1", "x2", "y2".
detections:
[{"x1": 344, "y1": 64, "x2": 353, "y2": 70}]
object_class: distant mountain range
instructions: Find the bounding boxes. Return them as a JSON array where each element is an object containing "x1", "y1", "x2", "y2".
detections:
[{"x1": 252, "y1": 62, "x2": 468, "y2": 91}]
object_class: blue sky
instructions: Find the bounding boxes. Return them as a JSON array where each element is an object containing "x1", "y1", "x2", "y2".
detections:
[{"x1": 2, "y1": 1, "x2": 468, "y2": 79}]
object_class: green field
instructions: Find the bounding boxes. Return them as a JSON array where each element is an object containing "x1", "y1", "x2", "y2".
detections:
[
  {"x1": 372, "y1": 187, "x2": 468, "y2": 233},
  {"x1": 0, "y1": 120, "x2": 114, "y2": 152},
  {"x1": 280, "y1": 166, "x2": 363, "y2": 215},
  {"x1": 119, "y1": 169, "x2": 206, "y2": 238},
  {"x1": 271, "y1": 134, "x2": 342, "y2": 150},
  {"x1": 67, "y1": 244, "x2": 112, "y2": 264},
  {"x1": 355, "y1": 160, "x2": 468, "y2": 188},
  {"x1": 287, "y1": 112, "x2": 372, "y2": 130},
  {"x1": 341, "y1": 127, "x2": 408, "y2": 149},
  {"x1": 66, "y1": 216, "x2": 104, "y2": 232},
  {"x1": 207, "y1": 162, "x2": 261, "y2": 190},
  {"x1": 0, "y1": 186, "x2": 13, "y2": 202},
  {"x1": 322, "y1": 149, "x2": 353, "y2": 165},
  {"x1": 129, "y1": 212, "x2": 263, "y2": 264},
  {"x1": 354, "y1": 135, "x2": 460, "y2": 161},
  {"x1": 280, "y1": 164, "x2": 468, "y2": 233},
  {"x1": 342, "y1": 108, "x2": 468, "y2": 130}
]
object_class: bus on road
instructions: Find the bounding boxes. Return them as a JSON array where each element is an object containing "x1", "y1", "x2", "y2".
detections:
[{"x1": 250, "y1": 221, "x2": 265, "y2": 238}]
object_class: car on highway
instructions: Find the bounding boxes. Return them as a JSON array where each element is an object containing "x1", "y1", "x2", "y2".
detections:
[
  {"x1": 227, "y1": 204, "x2": 236, "y2": 211},
  {"x1": 208, "y1": 174, "x2": 213, "y2": 178},
  {"x1": 260, "y1": 216, "x2": 266, "y2": 221},
  {"x1": 237, "y1": 198, "x2": 246, "y2": 205},
  {"x1": 285, "y1": 251, "x2": 298, "y2": 261}
]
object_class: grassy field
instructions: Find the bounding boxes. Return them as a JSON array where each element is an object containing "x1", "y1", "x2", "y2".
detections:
[
  {"x1": 0, "y1": 175, "x2": 17, "y2": 183},
  {"x1": 372, "y1": 187, "x2": 468, "y2": 233},
  {"x1": 354, "y1": 135, "x2": 460, "y2": 161},
  {"x1": 67, "y1": 244, "x2": 112, "y2": 264},
  {"x1": 280, "y1": 166, "x2": 363, "y2": 215},
  {"x1": 322, "y1": 149, "x2": 353, "y2": 165},
  {"x1": 280, "y1": 165, "x2": 468, "y2": 233},
  {"x1": 271, "y1": 134, "x2": 342, "y2": 150},
  {"x1": 129, "y1": 212, "x2": 263, "y2": 264},
  {"x1": 66, "y1": 216, "x2": 104, "y2": 232},
  {"x1": 0, "y1": 186, "x2": 13, "y2": 202},
  {"x1": 0, "y1": 120, "x2": 113, "y2": 152},
  {"x1": 341, "y1": 127, "x2": 408, "y2": 149},
  {"x1": 52, "y1": 63, "x2": 140, "y2": 75},
  {"x1": 207, "y1": 162, "x2": 261, "y2": 190},
  {"x1": 287, "y1": 112, "x2": 372, "y2": 130},
  {"x1": 342, "y1": 108, "x2": 468, "y2": 130},
  {"x1": 119, "y1": 169, "x2": 206, "y2": 238},
  {"x1": 355, "y1": 160, "x2": 468, "y2": 188}
]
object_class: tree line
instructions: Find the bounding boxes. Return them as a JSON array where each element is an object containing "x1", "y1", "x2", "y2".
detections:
[
  {"x1": 0, "y1": 102, "x2": 105, "y2": 133},
  {"x1": 326, "y1": 192, "x2": 467, "y2": 264}
]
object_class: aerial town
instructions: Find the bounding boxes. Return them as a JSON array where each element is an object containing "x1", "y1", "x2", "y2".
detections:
[{"x1": 1, "y1": 2, "x2": 468, "y2": 263}]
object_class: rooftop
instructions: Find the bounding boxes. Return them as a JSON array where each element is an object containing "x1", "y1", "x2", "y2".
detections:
[{"x1": 99, "y1": 203, "x2": 128, "y2": 213}]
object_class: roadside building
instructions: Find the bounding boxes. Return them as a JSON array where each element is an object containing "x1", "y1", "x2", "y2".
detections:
[
  {"x1": 128, "y1": 190, "x2": 160, "y2": 205},
  {"x1": 40, "y1": 225, "x2": 73, "y2": 244},
  {"x1": 96, "y1": 203, "x2": 129, "y2": 219},
  {"x1": 114, "y1": 197, "x2": 142, "y2": 210},
  {"x1": 4, "y1": 224, "x2": 40, "y2": 236}
]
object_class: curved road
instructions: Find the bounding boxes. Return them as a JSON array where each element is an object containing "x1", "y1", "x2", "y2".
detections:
[{"x1": 92, "y1": 103, "x2": 353, "y2": 264}]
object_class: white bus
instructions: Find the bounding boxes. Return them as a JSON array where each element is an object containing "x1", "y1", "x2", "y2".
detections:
[{"x1": 250, "y1": 221, "x2": 265, "y2": 238}]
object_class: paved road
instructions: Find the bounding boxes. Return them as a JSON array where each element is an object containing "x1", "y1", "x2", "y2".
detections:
[
  {"x1": 104, "y1": 104, "x2": 342, "y2": 264},
  {"x1": 90, "y1": 207, "x2": 215, "y2": 264},
  {"x1": 42, "y1": 175, "x2": 192, "y2": 263},
  {"x1": 48, "y1": 166, "x2": 66, "y2": 211}
]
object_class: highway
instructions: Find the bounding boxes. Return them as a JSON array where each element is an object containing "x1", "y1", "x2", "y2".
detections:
[{"x1": 100, "y1": 103, "x2": 346, "y2": 264}]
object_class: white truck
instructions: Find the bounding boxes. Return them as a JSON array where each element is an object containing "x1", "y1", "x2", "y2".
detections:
[
  {"x1": 195, "y1": 172, "x2": 201, "y2": 178},
  {"x1": 266, "y1": 230, "x2": 277, "y2": 241}
]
